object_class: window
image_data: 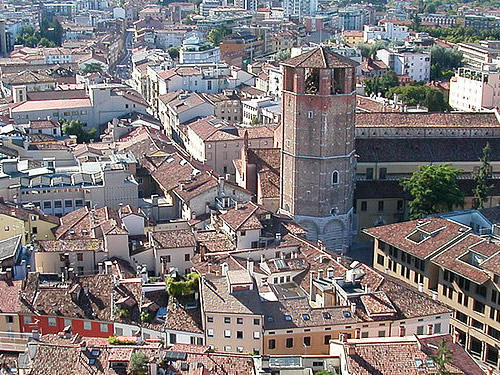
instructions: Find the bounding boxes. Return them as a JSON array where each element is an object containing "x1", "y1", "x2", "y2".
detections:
[
  {"x1": 43, "y1": 201, "x2": 52, "y2": 209},
  {"x1": 303, "y1": 336, "x2": 311, "y2": 346},
  {"x1": 378, "y1": 330, "x2": 386, "y2": 337},
  {"x1": 184, "y1": 254, "x2": 190, "y2": 261},
  {"x1": 32, "y1": 227, "x2": 37, "y2": 234},
  {"x1": 324, "y1": 335, "x2": 331, "y2": 345},
  {"x1": 240, "y1": 230, "x2": 246, "y2": 236},
  {"x1": 308, "y1": 111, "x2": 313, "y2": 119},
  {"x1": 83, "y1": 321, "x2": 92, "y2": 330},
  {"x1": 268, "y1": 339, "x2": 276, "y2": 349},
  {"x1": 286, "y1": 338, "x2": 294, "y2": 348},
  {"x1": 169, "y1": 333, "x2": 176, "y2": 344},
  {"x1": 100, "y1": 323, "x2": 108, "y2": 332},
  {"x1": 332, "y1": 171, "x2": 339, "y2": 185},
  {"x1": 253, "y1": 331, "x2": 260, "y2": 339},
  {"x1": 48, "y1": 317, "x2": 56, "y2": 326},
  {"x1": 476, "y1": 285, "x2": 487, "y2": 298},
  {"x1": 379, "y1": 167, "x2": 387, "y2": 180},
  {"x1": 360, "y1": 201, "x2": 367, "y2": 212},
  {"x1": 253, "y1": 318, "x2": 260, "y2": 325},
  {"x1": 64, "y1": 200, "x2": 72, "y2": 208},
  {"x1": 397, "y1": 200, "x2": 404, "y2": 211},
  {"x1": 378, "y1": 201, "x2": 384, "y2": 212},
  {"x1": 434, "y1": 323, "x2": 441, "y2": 334},
  {"x1": 161, "y1": 255, "x2": 171, "y2": 263},
  {"x1": 5, "y1": 316, "x2": 13, "y2": 324},
  {"x1": 224, "y1": 330, "x2": 231, "y2": 338},
  {"x1": 361, "y1": 332, "x2": 369, "y2": 338},
  {"x1": 224, "y1": 345, "x2": 231, "y2": 351},
  {"x1": 23, "y1": 316, "x2": 32, "y2": 324},
  {"x1": 377, "y1": 254, "x2": 385, "y2": 266},
  {"x1": 417, "y1": 326, "x2": 424, "y2": 335},
  {"x1": 237, "y1": 347, "x2": 243, "y2": 353},
  {"x1": 75, "y1": 199, "x2": 83, "y2": 207},
  {"x1": 473, "y1": 300, "x2": 485, "y2": 314},
  {"x1": 77, "y1": 253, "x2": 83, "y2": 262},
  {"x1": 207, "y1": 316, "x2": 214, "y2": 323},
  {"x1": 54, "y1": 200, "x2": 62, "y2": 209},
  {"x1": 366, "y1": 168, "x2": 373, "y2": 180},
  {"x1": 236, "y1": 331, "x2": 243, "y2": 339},
  {"x1": 224, "y1": 317, "x2": 231, "y2": 324},
  {"x1": 237, "y1": 318, "x2": 243, "y2": 325},
  {"x1": 207, "y1": 329, "x2": 214, "y2": 337}
]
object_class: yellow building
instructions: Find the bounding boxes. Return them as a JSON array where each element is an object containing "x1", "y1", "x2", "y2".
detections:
[
  {"x1": 342, "y1": 30, "x2": 364, "y2": 45},
  {"x1": 0, "y1": 200, "x2": 59, "y2": 245}
]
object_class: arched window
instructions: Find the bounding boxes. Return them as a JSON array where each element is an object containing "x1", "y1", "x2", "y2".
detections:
[{"x1": 332, "y1": 171, "x2": 339, "y2": 185}]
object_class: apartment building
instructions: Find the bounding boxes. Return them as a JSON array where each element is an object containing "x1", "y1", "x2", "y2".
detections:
[
  {"x1": 363, "y1": 21, "x2": 409, "y2": 42},
  {"x1": 195, "y1": 233, "x2": 452, "y2": 356},
  {"x1": 179, "y1": 36, "x2": 220, "y2": 65},
  {"x1": 182, "y1": 115, "x2": 273, "y2": 174},
  {"x1": 377, "y1": 48, "x2": 431, "y2": 82},
  {"x1": 457, "y1": 41, "x2": 500, "y2": 70},
  {"x1": 449, "y1": 67, "x2": 500, "y2": 111},
  {"x1": 364, "y1": 217, "x2": 500, "y2": 370}
]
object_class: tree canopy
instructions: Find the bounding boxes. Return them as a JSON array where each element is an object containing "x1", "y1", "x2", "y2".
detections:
[
  {"x1": 15, "y1": 20, "x2": 63, "y2": 47},
  {"x1": 401, "y1": 164, "x2": 465, "y2": 219},
  {"x1": 429, "y1": 340, "x2": 454, "y2": 375},
  {"x1": 165, "y1": 272, "x2": 200, "y2": 298},
  {"x1": 129, "y1": 350, "x2": 148, "y2": 375},
  {"x1": 387, "y1": 85, "x2": 450, "y2": 112},
  {"x1": 429, "y1": 46, "x2": 462, "y2": 80},
  {"x1": 364, "y1": 71, "x2": 399, "y2": 96},
  {"x1": 207, "y1": 26, "x2": 229, "y2": 46},
  {"x1": 60, "y1": 119, "x2": 97, "y2": 143},
  {"x1": 357, "y1": 42, "x2": 388, "y2": 58},
  {"x1": 81, "y1": 62, "x2": 103, "y2": 74}
]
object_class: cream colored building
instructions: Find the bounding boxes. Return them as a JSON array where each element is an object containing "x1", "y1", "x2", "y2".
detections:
[{"x1": 449, "y1": 67, "x2": 500, "y2": 111}]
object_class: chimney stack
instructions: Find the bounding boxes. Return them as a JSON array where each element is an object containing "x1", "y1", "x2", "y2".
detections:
[
  {"x1": 354, "y1": 328, "x2": 361, "y2": 339},
  {"x1": 453, "y1": 331, "x2": 460, "y2": 344}
]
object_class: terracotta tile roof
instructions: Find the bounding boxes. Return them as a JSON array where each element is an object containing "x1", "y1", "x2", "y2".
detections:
[
  {"x1": 167, "y1": 92, "x2": 211, "y2": 115},
  {"x1": 359, "y1": 291, "x2": 397, "y2": 317},
  {"x1": 201, "y1": 274, "x2": 262, "y2": 315},
  {"x1": 364, "y1": 218, "x2": 470, "y2": 259},
  {"x1": 158, "y1": 66, "x2": 201, "y2": 80},
  {"x1": 165, "y1": 297, "x2": 203, "y2": 333},
  {"x1": 219, "y1": 201, "x2": 264, "y2": 231},
  {"x1": 29, "y1": 119, "x2": 60, "y2": 129},
  {"x1": 356, "y1": 112, "x2": 500, "y2": 128},
  {"x1": 55, "y1": 206, "x2": 127, "y2": 240},
  {"x1": 247, "y1": 148, "x2": 281, "y2": 198},
  {"x1": 151, "y1": 229, "x2": 196, "y2": 249},
  {"x1": 35, "y1": 239, "x2": 104, "y2": 252},
  {"x1": 12, "y1": 98, "x2": 92, "y2": 112},
  {"x1": 0, "y1": 199, "x2": 60, "y2": 225},
  {"x1": 417, "y1": 334, "x2": 485, "y2": 375},
  {"x1": 196, "y1": 230, "x2": 235, "y2": 253},
  {"x1": 356, "y1": 96, "x2": 399, "y2": 113},
  {"x1": 282, "y1": 46, "x2": 358, "y2": 68},
  {"x1": 344, "y1": 338, "x2": 463, "y2": 375},
  {"x1": 432, "y1": 233, "x2": 500, "y2": 284},
  {"x1": 0, "y1": 280, "x2": 22, "y2": 313}
]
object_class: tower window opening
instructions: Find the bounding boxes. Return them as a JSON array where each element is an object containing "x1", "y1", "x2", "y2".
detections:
[
  {"x1": 332, "y1": 171, "x2": 339, "y2": 185},
  {"x1": 305, "y1": 68, "x2": 319, "y2": 94}
]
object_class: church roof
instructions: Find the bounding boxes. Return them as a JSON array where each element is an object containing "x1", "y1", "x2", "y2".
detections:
[{"x1": 281, "y1": 47, "x2": 358, "y2": 69}]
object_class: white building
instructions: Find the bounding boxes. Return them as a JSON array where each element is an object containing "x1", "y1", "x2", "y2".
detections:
[
  {"x1": 363, "y1": 21, "x2": 409, "y2": 42},
  {"x1": 449, "y1": 67, "x2": 500, "y2": 111},
  {"x1": 283, "y1": 0, "x2": 317, "y2": 18},
  {"x1": 377, "y1": 48, "x2": 431, "y2": 82},
  {"x1": 179, "y1": 36, "x2": 220, "y2": 65}
]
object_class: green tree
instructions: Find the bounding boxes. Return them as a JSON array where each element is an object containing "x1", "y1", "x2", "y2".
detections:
[
  {"x1": 274, "y1": 49, "x2": 291, "y2": 62},
  {"x1": 429, "y1": 340, "x2": 454, "y2": 375},
  {"x1": 401, "y1": 164, "x2": 465, "y2": 219},
  {"x1": 387, "y1": 85, "x2": 450, "y2": 112},
  {"x1": 165, "y1": 272, "x2": 200, "y2": 298},
  {"x1": 473, "y1": 142, "x2": 493, "y2": 209},
  {"x1": 81, "y1": 62, "x2": 103, "y2": 74},
  {"x1": 424, "y1": 3, "x2": 436, "y2": 13},
  {"x1": 168, "y1": 46, "x2": 180, "y2": 59},
  {"x1": 365, "y1": 71, "x2": 399, "y2": 96},
  {"x1": 38, "y1": 37, "x2": 55, "y2": 47},
  {"x1": 60, "y1": 119, "x2": 97, "y2": 143},
  {"x1": 430, "y1": 46, "x2": 462, "y2": 80},
  {"x1": 129, "y1": 350, "x2": 148, "y2": 375},
  {"x1": 207, "y1": 26, "x2": 228, "y2": 46}
]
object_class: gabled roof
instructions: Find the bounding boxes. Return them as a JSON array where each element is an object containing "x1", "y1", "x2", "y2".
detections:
[
  {"x1": 281, "y1": 46, "x2": 358, "y2": 69},
  {"x1": 219, "y1": 201, "x2": 264, "y2": 232},
  {"x1": 0, "y1": 235, "x2": 22, "y2": 261}
]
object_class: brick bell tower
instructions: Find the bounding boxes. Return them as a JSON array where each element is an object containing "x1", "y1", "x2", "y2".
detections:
[{"x1": 280, "y1": 47, "x2": 357, "y2": 252}]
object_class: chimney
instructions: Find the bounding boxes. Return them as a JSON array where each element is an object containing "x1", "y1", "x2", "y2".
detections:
[
  {"x1": 221, "y1": 262, "x2": 228, "y2": 277},
  {"x1": 418, "y1": 283, "x2": 424, "y2": 292},
  {"x1": 317, "y1": 269, "x2": 323, "y2": 279},
  {"x1": 246, "y1": 258, "x2": 254, "y2": 274},
  {"x1": 399, "y1": 326, "x2": 405, "y2": 337},
  {"x1": 309, "y1": 271, "x2": 315, "y2": 301},
  {"x1": 235, "y1": 201, "x2": 239, "y2": 210},
  {"x1": 354, "y1": 328, "x2": 361, "y2": 339},
  {"x1": 260, "y1": 254, "x2": 266, "y2": 264},
  {"x1": 336, "y1": 256, "x2": 342, "y2": 263},
  {"x1": 261, "y1": 355, "x2": 270, "y2": 370},
  {"x1": 276, "y1": 232, "x2": 281, "y2": 243},
  {"x1": 364, "y1": 284, "x2": 371, "y2": 293},
  {"x1": 487, "y1": 368, "x2": 494, "y2": 375},
  {"x1": 339, "y1": 333, "x2": 347, "y2": 343},
  {"x1": 427, "y1": 324, "x2": 433, "y2": 335},
  {"x1": 5, "y1": 268, "x2": 12, "y2": 281},
  {"x1": 98, "y1": 263, "x2": 103, "y2": 274},
  {"x1": 432, "y1": 291, "x2": 438, "y2": 301},
  {"x1": 280, "y1": 251, "x2": 285, "y2": 260},
  {"x1": 200, "y1": 244, "x2": 206, "y2": 261},
  {"x1": 350, "y1": 303, "x2": 356, "y2": 315},
  {"x1": 68, "y1": 267, "x2": 75, "y2": 280},
  {"x1": 347, "y1": 344, "x2": 356, "y2": 356},
  {"x1": 453, "y1": 331, "x2": 460, "y2": 344},
  {"x1": 327, "y1": 267, "x2": 334, "y2": 278}
]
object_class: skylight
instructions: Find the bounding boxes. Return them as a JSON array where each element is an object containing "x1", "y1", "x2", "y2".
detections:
[
  {"x1": 284, "y1": 315, "x2": 292, "y2": 321},
  {"x1": 323, "y1": 312, "x2": 331, "y2": 319},
  {"x1": 302, "y1": 314, "x2": 310, "y2": 321}
]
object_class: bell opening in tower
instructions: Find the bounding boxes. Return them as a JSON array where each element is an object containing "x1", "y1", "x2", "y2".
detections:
[{"x1": 304, "y1": 68, "x2": 319, "y2": 94}]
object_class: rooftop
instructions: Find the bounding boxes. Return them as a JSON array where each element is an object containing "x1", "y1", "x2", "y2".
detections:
[{"x1": 282, "y1": 46, "x2": 358, "y2": 69}]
